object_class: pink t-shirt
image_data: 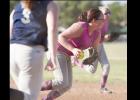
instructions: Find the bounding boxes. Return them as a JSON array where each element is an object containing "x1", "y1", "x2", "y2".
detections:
[{"x1": 57, "y1": 21, "x2": 100, "y2": 56}]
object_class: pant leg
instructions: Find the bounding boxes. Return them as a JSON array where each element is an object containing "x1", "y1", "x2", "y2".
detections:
[
  {"x1": 98, "y1": 43, "x2": 110, "y2": 76},
  {"x1": 10, "y1": 44, "x2": 20, "y2": 86},
  {"x1": 98, "y1": 43, "x2": 110, "y2": 88},
  {"x1": 67, "y1": 56, "x2": 72, "y2": 89},
  {"x1": 12, "y1": 44, "x2": 45, "y2": 100},
  {"x1": 57, "y1": 55, "x2": 72, "y2": 94},
  {"x1": 52, "y1": 52, "x2": 72, "y2": 95}
]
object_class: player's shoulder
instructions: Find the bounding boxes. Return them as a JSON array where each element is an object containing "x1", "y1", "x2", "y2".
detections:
[
  {"x1": 47, "y1": 0, "x2": 58, "y2": 8},
  {"x1": 13, "y1": 2, "x2": 21, "y2": 11},
  {"x1": 47, "y1": 1, "x2": 59, "y2": 17},
  {"x1": 76, "y1": 21, "x2": 88, "y2": 26},
  {"x1": 72, "y1": 21, "x2": 88, "y2": 29}
]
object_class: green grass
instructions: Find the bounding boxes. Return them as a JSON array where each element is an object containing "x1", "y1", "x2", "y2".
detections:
[
  {"x1": 104, "y1": 42, "x2": 127, "y2": 60},
  {"x1": 43, "y1": 42, "x2": 127, "y2": 84}
]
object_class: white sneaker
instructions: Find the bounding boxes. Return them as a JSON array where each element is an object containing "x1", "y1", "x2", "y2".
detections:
[{"x1": 100, "y1": 87, "x2": 112, "y2": 94}]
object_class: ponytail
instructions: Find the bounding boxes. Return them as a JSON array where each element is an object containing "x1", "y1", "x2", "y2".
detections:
[
  {"x1": 78, "y1": 8, "x2": 102, "y2": 23},
  {"x1": 78, "y1": 11, "x2": 88, "y2": 22}
]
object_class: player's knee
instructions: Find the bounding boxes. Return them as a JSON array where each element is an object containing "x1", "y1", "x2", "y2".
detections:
[
  {"x1": 84, "y1": 65, "x2": 97, "y2": 74},
  {"x1": 103, "y1": 64, "x2": 110, "y2": 75},
  {"x1": 66, "y1": 82, "x2": 72, "y2": 90},
  {"x1": 62, "y1": 83, "x2": 72, "y2": 93},
  {"x1": 90, "y1": 67, "x2": 97, "y2": 74},
  {"x1": 106, "y1": 64, "x2": 110, "y2": 70},
  {"x1": 54, "y1": 80, "x2": 65, "y2": 88},
  {"x1": 54, "y1": 79, "x2": 72, "y2": 90},
  {"x1": 63, "y1": 80, "x2": 72, "y2": 91},
  {"x1": 59, "y1": 81, "x2": 72, "y2": 94}
]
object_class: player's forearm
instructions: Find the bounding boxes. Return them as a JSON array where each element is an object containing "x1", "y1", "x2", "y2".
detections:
[
  {"x1": 10, "y1": 10, "x2": 15, "y2": 39},
  {"x1": 47, "y1": 1, "x2": 59, "y2": 65},
  {"x1": 58, "y1": 34, "x2": 75, "y2": 52},
  {"x1": 47, "y1": 17, "x2": 58, "y2": 65},
  {"x1": 47, "y1": 18, "x2": 58, "y2": 62},
  {"x1": 48, "y1": 31, "x2": 57, "y2": 64},
  {"x1": 93, "y1": 32, "x2": 101, "y2": 48},
  {"x1": 10, "y1": 24, "x2": 13, "y2": 39}
]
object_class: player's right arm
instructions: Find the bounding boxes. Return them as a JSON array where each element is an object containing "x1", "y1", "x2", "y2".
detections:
[
  {"x1": 92, "y1": 31, "x2": 101, "y2": 49},
  {"x1": 58, "y1": 22, "x2": 83, "y2": 57},
  {"x1": 10, "y1": 10, "x2": 15, "y2": 39},
  {"x1": 46, "y1": 1, "x2": 59, "y2": 70}
]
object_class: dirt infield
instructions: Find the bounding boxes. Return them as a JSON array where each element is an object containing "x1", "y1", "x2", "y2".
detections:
[{"x1": 10, "y1": 80, "x2": 127, "y2": 100}]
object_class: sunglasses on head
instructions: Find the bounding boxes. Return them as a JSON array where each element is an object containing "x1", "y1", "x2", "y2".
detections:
[
  {"x1": 104, "y1": 12, "x2": 111, "y2": 15},
  {"x1": 96, "y1": 18, "x2": 104, "y2": 21}
]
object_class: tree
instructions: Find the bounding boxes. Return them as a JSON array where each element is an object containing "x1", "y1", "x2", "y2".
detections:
[
  {"x1": 108, "y1": 2, "x2": 127, "y2": 34},
  {"x1": 56, "y1": 1, "x2": 101, "y2": 27},
  {"x1": 10, "y1": 1, "x2": 101, "y2": 27},
  {"x1": 10, "y1": 1, "x2": 19, "y2": 12}
]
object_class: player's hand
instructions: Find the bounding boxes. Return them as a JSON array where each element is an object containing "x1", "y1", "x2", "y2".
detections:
[
  {"x1": 44, "y1": 59, "x2": 56, "y2": 71},
  {"x1": 104, "y1": 34, "x2": 111, "y2": 41},
  {"x1": 72, "y1": 48, "x2": 83, "y2": 58}
]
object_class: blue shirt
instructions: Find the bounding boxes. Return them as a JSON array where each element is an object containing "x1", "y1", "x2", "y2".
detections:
[{"x1": 10, "y1": 0, "x2": 52, "y2": 51}]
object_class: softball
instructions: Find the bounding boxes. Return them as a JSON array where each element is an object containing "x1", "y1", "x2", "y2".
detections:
[{"x1": 78, "y1": 51, "x2": 84, "y2": 59}]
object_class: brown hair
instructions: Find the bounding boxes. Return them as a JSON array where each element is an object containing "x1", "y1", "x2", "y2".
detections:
[
  {"x1": 22, "y1": 0, "x2": 33, "y2": 9},
  {"x1": 78, "y1": 8, "x2": 102, "y2": 23}
]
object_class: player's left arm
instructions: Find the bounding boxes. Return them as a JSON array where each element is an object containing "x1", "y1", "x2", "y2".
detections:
[
  {"x1": 92, "y1": 31, "x2": 101, "y2": 49},
  {"x1": 10, "y1": 10, "x2": 15, "y2": 39},
  {"x1": 101, "y1": 7, "x2": 111, "y2": 42},
  {"x1": 46, "y1": 1, "x2": 59, "y2": 70}
]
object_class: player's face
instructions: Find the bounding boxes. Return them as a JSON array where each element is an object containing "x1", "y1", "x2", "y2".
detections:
[
  {"x1": 95, "y1": 13, "x2": 104, "y2": 29},
  {"x1": 103, "y1": 11, "x2": 111, "y2": 20}
]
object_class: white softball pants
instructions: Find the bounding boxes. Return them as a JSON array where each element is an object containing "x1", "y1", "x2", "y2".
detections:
[{"x1": 10, "y1": 44, "x2": 45, "y2": 100}]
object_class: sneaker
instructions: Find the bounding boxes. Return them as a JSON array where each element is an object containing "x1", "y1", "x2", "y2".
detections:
[
  {"x1": 42, "y1": 96, "x2": 53, "y2": 100},
  {"x1": 42, "y1": 90, "x2": 60, "y2": 100},
  {"x1": 41, "y1": 80, "x2": 52, "y2": 91},
  {"x1": 100, "y1": 87, "x2": 112, "y2": 94}
]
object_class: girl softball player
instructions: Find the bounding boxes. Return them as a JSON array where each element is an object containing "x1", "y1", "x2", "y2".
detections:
[{"x1": 41, "y1": 8, "x2": 104, "y2": 100}]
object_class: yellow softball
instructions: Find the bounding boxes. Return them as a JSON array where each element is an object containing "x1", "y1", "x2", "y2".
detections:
[{"x1": 78, "y1": 51, "x2": 84, "y2": 59}]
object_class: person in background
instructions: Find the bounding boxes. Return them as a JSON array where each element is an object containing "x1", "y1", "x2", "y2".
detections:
[{"x1": 71, "y1": 6, "x2": 112, "y2": 94}]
